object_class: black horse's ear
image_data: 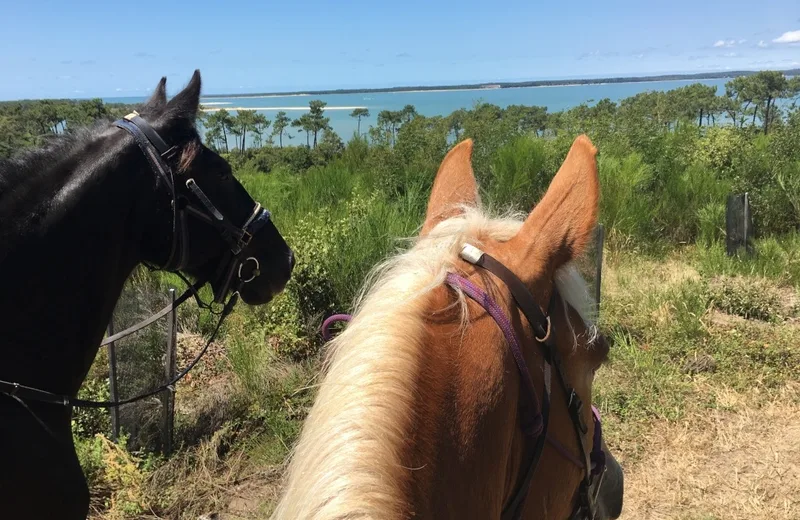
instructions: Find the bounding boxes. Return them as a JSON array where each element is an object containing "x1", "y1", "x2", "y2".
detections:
[
  {"x1": 143, "y1": 77, "x2": 167, "y2": 113},
  {"x1": 163, "y1": 70, "x2": 201, "y2": 124}
]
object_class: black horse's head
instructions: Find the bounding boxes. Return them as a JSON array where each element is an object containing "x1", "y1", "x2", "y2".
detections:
[{"x1": 131, "y1": 71, "x2": 293, "y2": 305}]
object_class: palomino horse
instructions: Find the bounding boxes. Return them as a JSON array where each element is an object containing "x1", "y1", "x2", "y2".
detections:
[
  {"x1": 0, "y1": 71, "x2": 294, "y2": 519},
  {"x1": 271, "y1": 136, "x2": 623, "y2": 519}
]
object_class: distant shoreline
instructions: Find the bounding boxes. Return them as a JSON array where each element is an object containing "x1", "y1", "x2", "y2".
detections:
[
  {"x1": 202, "y1": 68, "x2": 800, "y2": 100},
  {"x1": 200, "y1": 105, "x2": 367, "y2": 112}
]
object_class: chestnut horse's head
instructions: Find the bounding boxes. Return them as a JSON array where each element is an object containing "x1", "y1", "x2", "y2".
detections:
[{"x1": 271, "y1": 136, "x2": 623, "y2": 519}]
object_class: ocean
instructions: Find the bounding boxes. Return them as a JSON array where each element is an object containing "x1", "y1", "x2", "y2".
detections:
[{"x1": 105, "y1": 78, "x2": 731, "y2": 143}]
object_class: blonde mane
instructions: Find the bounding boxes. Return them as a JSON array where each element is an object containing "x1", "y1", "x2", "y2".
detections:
[{"x1": 270, "y1": 205, "x2": 595, "y2": 520}]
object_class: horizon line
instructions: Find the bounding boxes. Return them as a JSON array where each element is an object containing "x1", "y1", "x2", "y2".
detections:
[{"x1": 2, "y1": 66, "x2": 798, "y2": 103}]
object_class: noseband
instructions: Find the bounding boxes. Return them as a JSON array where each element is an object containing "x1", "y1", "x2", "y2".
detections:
[
  {"x1": 446, "y1": 244, "x2": 607, "y2": 520},
  {"x1": 113, "y1": 111, "x2": 271, "y2": 302}
]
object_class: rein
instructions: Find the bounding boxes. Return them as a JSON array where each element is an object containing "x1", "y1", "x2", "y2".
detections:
[
  {"x1": 0, "y1": 112, "x2": 271, "y2": 411},
  {"x1": 320, "y1": 244, "x2": 607, "y2": 520}
]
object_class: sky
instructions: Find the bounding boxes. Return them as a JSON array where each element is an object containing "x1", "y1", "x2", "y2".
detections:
[{"x1": 1, "y1": 0, "x2": 798, "y2": 100}]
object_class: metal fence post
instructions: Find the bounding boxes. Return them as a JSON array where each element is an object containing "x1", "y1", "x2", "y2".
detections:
[
  {"x1": 161, "y1": 288, "x2": 177, "y2": 455},
  {"x1": 107, "y1": 320, "x2": 120, "y2": 442}
]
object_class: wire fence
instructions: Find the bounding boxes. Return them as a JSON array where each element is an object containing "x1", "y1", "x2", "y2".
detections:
[
  {"x1": 103, "y1": 279, "x2": 178, "y2": 455},
  {"x1": 727, "y1": 192, "x2": 754, "y2": 256}
]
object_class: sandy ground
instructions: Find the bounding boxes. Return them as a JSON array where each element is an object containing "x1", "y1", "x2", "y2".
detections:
[{"x1": 619, "y1": 383, "x2": 800, "y2": 520}]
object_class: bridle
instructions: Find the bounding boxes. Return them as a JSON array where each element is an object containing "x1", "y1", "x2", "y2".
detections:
[
  {"x1": 0, "y1": 112, "x2": 272, "y2": 411},
  {"x1": 318, "y1": 243, "x2": 609, "y2": 518},
  {"x1": 446, "y1": 244, "x2": 607, "y2": 520},
  {"x1": 113, "y1": 111, "x2": 272, "y2": 303}
]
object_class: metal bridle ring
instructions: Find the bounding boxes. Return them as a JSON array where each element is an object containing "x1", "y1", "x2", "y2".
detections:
[
  {"x1": 535, "y1": 315, "x2": 551, "y2": 343},
  {"x1": 238, "y1": 257, "x2": 261, "y2": 283}
]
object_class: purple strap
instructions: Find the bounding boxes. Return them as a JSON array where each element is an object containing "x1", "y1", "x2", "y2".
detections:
[
  {"x1": 544, "y1": 406, "x2": 605, "y2": 471},
  {"x1": 590, "y1": 405, "x2": 606, "y2": 476},
  {"x1": 445, "y1": 273, "x2": 543, "y2": 437},
  {"x1": 317, "y1": 277, "x2": 606, "y2": 474},
  {"x1": 321, "y1": 313, "x2": 352, "y2": 341}
]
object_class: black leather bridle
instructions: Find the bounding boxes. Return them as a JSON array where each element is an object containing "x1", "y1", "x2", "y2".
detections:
[
  {"x1": 0, "y1": 112, "x2": 272, "y2": 411},
  {"x1": 113, "y1": 111, "x2": 272, "y2": 303},
  {"x1": 446, "y1": 244, "x2": 607, "y2": 520}
]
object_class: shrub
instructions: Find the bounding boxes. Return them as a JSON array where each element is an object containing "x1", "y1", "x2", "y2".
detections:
[
  {"x1": 697, "y1": 201, "x2": 726, "y2": 246},
  {"x1": 488, "y1": 135, "x2": 548, "y2": 210},
  {"x1": 597, "y1": 152, "x2": 653, "y2": 241},
  {"x1": 75, "y1": 433, "x2": 154, "y2": 517},
  {"x1": 708, "y1": 275, "x2": 784, "y2": 322},
  {"x1": 72, "y1": 377, "x2": 111, "y2": 438}
]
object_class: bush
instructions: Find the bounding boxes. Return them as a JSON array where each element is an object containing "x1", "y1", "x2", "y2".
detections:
[
  {"x1": 597, "y1": 152, "x2": 653, "y2": 241},
  {"x1": 75, "y1": 433, "x2": 155, "y2": 517},
  {"x1": 708, "y1": 275, "x2": 784, "y2": 322},
  {"x1": 488, "y1": 135, "x2": 548, "y2": 210},
  {"x1": 72, "y1": 377, "x2": 111, "y2": 438},
  {"x1": 657, "y1": 163, "x2": 731, "y2": 243},
  {"x1": 697, "y1": 201, "x2": 726, "y2": 246}
]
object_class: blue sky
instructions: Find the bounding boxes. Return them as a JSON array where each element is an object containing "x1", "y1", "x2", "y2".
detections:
[{"x1": 1, "y1": 0, "x2": 798, "y2": 100}]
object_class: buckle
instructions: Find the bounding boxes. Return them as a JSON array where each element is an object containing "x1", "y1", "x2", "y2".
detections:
[
  {"x1": 123, "y1": 110, "x2": 140, "y2": 121},
  {"x1": 568, "y1": 389, "x2": 588, "y2": 434},
  {"x1": 535, "y1": 315, "x2": 551, "y2": 343}
]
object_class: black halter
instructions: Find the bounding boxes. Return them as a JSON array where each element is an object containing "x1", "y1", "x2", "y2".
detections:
[
  {"x1": 450, "y1": 244, "x2": 607, "y2": 520},
  {"x1": 0, "y1": 113, "x2": 271, "y2": 410}
]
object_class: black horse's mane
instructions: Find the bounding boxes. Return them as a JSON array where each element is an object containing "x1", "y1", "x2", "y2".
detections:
[
  {"x1": 0, "y1": 75, "x2": 202, "y2": 257},
  {"x1": 0, "y1": 120, "x2": 112, "y2": 191},
  {"x1": 0, "y1": 118, "x2": 128, "y2": 260}
]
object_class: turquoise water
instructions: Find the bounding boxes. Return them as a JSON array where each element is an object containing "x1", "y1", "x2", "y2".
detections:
[{"x1": 106, "y1": 78, "x2": 730, "y2": 143}]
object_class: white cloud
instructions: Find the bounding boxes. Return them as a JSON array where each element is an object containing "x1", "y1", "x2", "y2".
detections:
[
  {"x1": 758, "y1": 40, "x2": 769, "y2": 48},
  {"x1": 739, "y1": 39, "x2": 747, "y2": 44},
  {"x1": 773, "y1": 30, "x2": 800, "y2": 43},
  {"x1": 713, "y1": 39, "x2": 736, "y2": 48},
  {"x1": 115, "y1": 88, "x2": 123, "y2": 92},
  {"x1": 723, "y1": 52, "x2": 739, "y2": 57}
]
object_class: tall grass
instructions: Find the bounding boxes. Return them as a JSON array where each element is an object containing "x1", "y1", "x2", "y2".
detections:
[
  {"x1": 597, "y1": 152, "x2": 653, "y2": 241},
  {"x1": 488, "y1": 135, "x2": 549, "y2": 210}
]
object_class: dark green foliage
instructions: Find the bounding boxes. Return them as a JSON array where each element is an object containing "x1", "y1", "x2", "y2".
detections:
[{"x1": 0, "y1": 98, "x2": 134, "y2": 158}]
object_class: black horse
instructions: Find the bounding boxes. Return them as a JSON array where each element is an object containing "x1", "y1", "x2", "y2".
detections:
[{"x1": 0, "y1": 71, "x2": 294, "y2": 519}]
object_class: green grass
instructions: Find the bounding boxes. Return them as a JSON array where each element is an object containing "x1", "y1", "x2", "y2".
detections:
[{"x1": 692, "y1": 234, "x2": 800, "y2": 287}]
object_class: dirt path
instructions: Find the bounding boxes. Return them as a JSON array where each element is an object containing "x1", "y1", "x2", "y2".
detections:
[{"x1": 619, "y1": 384, "x2": 800, "y2": 520}]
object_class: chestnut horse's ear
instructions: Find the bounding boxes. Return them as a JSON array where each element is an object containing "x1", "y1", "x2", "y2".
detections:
[
  {"x1": 509, "y1": 134, "x2": 599, "y2": 283},
  {"x1": 420, "y1": 139, "x2": 480, "y2": 236}
]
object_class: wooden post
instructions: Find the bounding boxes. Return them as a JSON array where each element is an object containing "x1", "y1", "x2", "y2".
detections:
[
  {"x1": 107, "y1": 321, "x2": 120, "y2": 442},
  {"x1": 595, "y1": 224, "x2": 604, "y2": 318},
  {"x1": 161, "y1": 288, "x2": 177, "y2": 456}
]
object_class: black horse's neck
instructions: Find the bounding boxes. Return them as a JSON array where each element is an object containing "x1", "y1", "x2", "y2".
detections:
[{"x1": 0, "y1": 129, "x2": 169, "y2": 395}]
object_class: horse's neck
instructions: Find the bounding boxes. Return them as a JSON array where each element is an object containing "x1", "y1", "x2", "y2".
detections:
[{"x1": 0, "y1": 142, "x2": 153, "y2": 395}]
